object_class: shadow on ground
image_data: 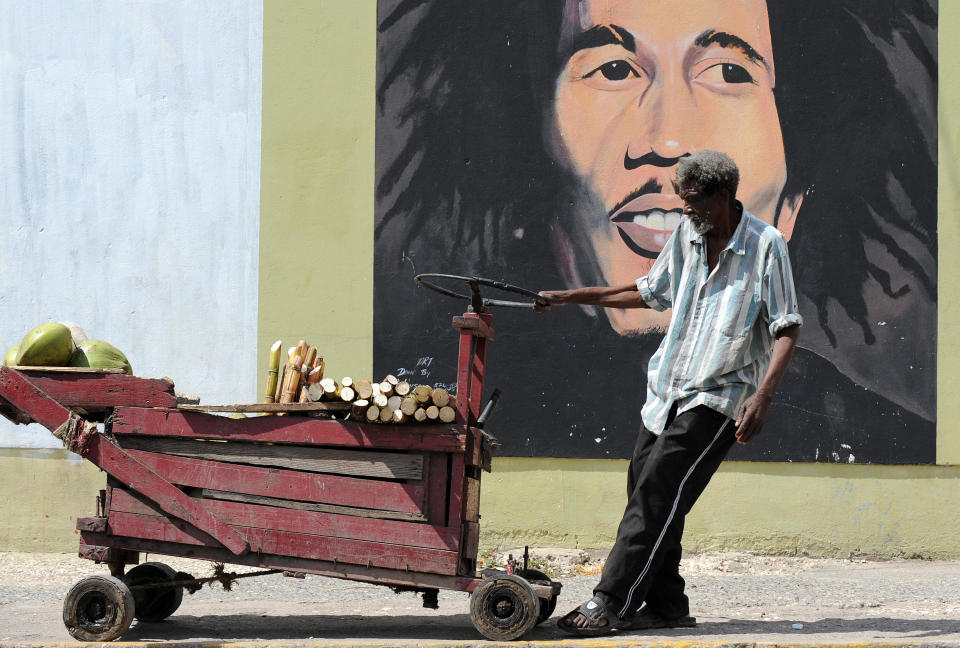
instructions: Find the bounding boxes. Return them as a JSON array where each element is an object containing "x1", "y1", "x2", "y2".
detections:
[{"x1": 120, "y1": 613, "x2": 960, "y2": 643}]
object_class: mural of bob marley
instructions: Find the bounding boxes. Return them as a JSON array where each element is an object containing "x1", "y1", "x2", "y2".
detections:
[{"x1": 374, "y1": 0, "x2": 937, "y2": 464}]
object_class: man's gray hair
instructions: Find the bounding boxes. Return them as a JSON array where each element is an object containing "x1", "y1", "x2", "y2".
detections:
[{"x1": 675, "y1": 150, "x2": 740, "y2": 197}]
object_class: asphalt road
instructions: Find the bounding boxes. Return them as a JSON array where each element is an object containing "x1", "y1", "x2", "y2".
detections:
[{"x1": 2, "y1": 551, "x2": 960, "y2": 646}]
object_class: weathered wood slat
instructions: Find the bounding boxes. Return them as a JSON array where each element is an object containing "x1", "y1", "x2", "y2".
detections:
[
  {"x1": 105, "y1": 511, "x2": 459, "y2": 576},
  {"x1": 78, "y1": 544, "x2": 139, "y2": 565},
  {"x1": 123, "y1": 448, "x2": 426, "y2": 515},
  {"x1": 109, "y1": 407, "x2": 468, "y2": 453},
  {"x1": 83, "y1": 434, "x2": 249, "y2": 556},
  {"x1": 464, "y1": 476, "x2": 480, "y2": 523},
  {"x1": 117, "y1": 436, "x2": 423, "y2": 480},
  {"x1": 178, "y1": 402, "x2": 349, "y2": 413},
  {"x1": 78, "y1": 530, "x2": 480, "y2": 593},
  {"x1": 426, "y1": 454, "x2": 449, "y2": 525},
  {"x1": 0, "y1": 368, "x2": 74, "y2": 430},
  {"x1": 109, "y1": 488, "x2": 457, "y2": 550},
  {"x1": 198, "y1": 489, "x2": 426, "y2": 522},
  {"x1": 448, "y1": 455, "x2": 465, "y2": 527},
  {"x1": 21, "y1": 372, "x2": 177, "y2": 409},
  {"x1": 9, "y1": 366, "x2": 126, "y2": 374}
]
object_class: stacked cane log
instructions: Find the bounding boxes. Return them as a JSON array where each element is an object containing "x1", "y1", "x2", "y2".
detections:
[{"x1": 264, "y1": 340, "x2": 457, "y2": 424}]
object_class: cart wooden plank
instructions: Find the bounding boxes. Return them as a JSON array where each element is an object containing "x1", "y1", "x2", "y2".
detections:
[
  {"x1": 105, "y1": 510, "x2": 459, "y2": 576},
  {"x1": 448, "y1": 455, "x2": 465, "y2": 526},
  {"x1": 197, "y1": 489, "x2": 426, "y2": 522},
  {"x1": 19, "y1": 371, "x2": 176, "y2": 409},
  {"x1": 8, "y1": 366, "x2": 126, "y2": 374},
  {"x1": 124, "y1": 448, "x2": 426, "y2": 514},
  {"x1": 425, "y1": 454, "x2": 449, "y2": 525},
  {"x1": 0, "y1": 368, "x2": 73, "y2": 430},
  {"x1": 109, "y1": 488, "x2": 459, "y2": 550},
  {"x1": 109, "y1": 407, "x2": 468, "y2": 453},
  {"x1": 84, "y1": 434, "x2": 249, "y2": 556},
  {"x1": 117, "y1": 436, "x2": 423, "y2": 480},
  {"x1": 78, "y1": 530, "x2": 480, "y2": 592},
  {"x1": 178, "y1": 402, "x2": 349, "y2": 413}
]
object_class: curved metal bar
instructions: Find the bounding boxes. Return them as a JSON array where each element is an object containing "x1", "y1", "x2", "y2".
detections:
[{"x1": 414, "y1": 274, "x2": 547, "y2": 309}]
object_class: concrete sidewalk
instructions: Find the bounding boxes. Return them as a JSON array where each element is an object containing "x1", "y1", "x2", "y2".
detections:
[{"x1": 1, "y1": 551, "x2": 959, "y2": 647}]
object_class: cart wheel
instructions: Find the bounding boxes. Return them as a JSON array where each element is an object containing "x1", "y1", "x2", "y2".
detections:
[
  {"x1": 469, "y1": 574, "x2": 540, "y2": 641},
  {"x1": 122, "y1": 562, "x2": 183, "y2": 622},
  {"x1": 62, "y1": 574, "x2": 135, "y2": 642},
  {"x1": 516, "y1": 568, "x2": 558, "y2": 624}
]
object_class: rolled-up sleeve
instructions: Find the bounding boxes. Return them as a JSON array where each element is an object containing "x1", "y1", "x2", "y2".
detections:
[
  {"x1": 762, "y1": 234, "x2": 803, "y2": 336},
  {"x1": 636, "y1": 229, "x2": 678, "y2": 311}
]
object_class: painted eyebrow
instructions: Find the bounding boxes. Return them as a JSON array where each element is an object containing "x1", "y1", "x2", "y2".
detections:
[
  {"x1": 694, "y1": 29, "x2": 766, "y2": 65},
  {"x1": 565, "y1": 24, "x2": 636, "y2": 59}
]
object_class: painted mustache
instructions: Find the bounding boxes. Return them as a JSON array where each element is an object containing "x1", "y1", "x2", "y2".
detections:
[{"x1": 609, "y1": 182, "x2": 685, "y2": 258}]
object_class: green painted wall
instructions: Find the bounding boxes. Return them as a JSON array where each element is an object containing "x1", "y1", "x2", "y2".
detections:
[
  {"x1": 258, "y1": 0, "x2": 375, "y2": 389},
  {"x1": 1, "y1": 1, "x2": 958, "y2": 558}
]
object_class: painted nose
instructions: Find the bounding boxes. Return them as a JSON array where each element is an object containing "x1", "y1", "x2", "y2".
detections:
[{"x1": 624, "y1": 73, "x2": 699, "y2": 165}]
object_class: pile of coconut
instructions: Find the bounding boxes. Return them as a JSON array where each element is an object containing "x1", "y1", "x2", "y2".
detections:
[{"x1": 4, "y1": 322, "x2": 132, "y2": 375}]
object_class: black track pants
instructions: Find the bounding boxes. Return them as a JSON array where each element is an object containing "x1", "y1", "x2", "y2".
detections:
[{"x1": 594, "y1": 405, "x2": 736, "y2": 619}]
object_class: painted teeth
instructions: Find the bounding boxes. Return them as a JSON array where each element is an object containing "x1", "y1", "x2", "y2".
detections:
[{"x1": 632, "y1": 210, "x2": 682, "y2": 231}]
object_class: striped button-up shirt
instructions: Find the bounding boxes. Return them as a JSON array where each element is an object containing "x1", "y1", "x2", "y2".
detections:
[{"x1": 636, "y1": 207, "x2": 803, "y2": 434}]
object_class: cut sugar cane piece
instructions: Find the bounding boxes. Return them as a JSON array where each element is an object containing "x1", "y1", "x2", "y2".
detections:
[
  {"x1": 413, "y1": 385, "x2": 432, "y2": 405},
  {"x1": 426, "y1": 405, "x2": 439, "y2": 421},
  {"x1": 400, "y1": 396, "x2": 418, "y2": 416},
  {"x1": 439, "y1": 405, "x2": 456, "y2": 423},
  {"x1": 430, "y1": 388, "x2": 450, "y2": 408},
  {"x1": 379, "y1": 406, "x2": 394, "y2": 423},
  {"x1": 339, "y1": 386, "x2": 356, "y2": 403},
  {"x1": 393, "y1": 409, "x2": 408, "y2": 424},
  {"x1": 341, "y1": 376, "x2": 354, "y2": 389},
  {"x1": 379, "y1": 381, "x2": 394, "y2": 398},
  {"x1": 373, "y1": 393, "x2": 388, "y2": 408},
  {"x1": 395, "y1": 381, "x2": 411, "y2": 397},
  {"x1": 365, "y1": 405, "x2": 380, "y2": 423},
  {"x1": 413, "y1": 407, "x2": 427, "y2": 423},
  {"x1": 264, "y1": 340, "x2": 282, "y2": 403},
  {"x1": 351, "y1": 399, "x2": 369, "y2": 419},
  {"x1": 384, "y1": 374, "x2": 399, "y2": 386},
  {"x1": 306, "y1": 382, "x2": 325, "y2": 402},
  {"x1": 354, "y1": 379, "x2": 373, "y2": 400},
  {"x1": 280, "y1": 354, "x2": 303, "y2": 404},
  {"x1": 387, "y1": 395, "x2": 402, "y2": 411}
]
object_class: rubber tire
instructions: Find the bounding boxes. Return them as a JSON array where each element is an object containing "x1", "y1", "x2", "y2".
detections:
[
  {"x1": 469, "y1": 574, "x2": 540, "y2": 641},
  {"x1": 516, "y1": 568, "x2": 558, "y2": 624},
  {"x1": 62, "y1": 574, "x2": 135, "y2": 642},
  {"x1": 122, "y1": 562, "x2": 184, "y2": 622}
]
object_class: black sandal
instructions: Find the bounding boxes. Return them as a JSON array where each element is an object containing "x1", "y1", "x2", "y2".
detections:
[{"x1": 557, "y1": 596, "x2": 626, "y2": 636}]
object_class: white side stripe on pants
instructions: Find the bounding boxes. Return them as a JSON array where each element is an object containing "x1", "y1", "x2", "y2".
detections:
[{"x1": 618, "y1": 418, "x2": 732, "y2": 618}]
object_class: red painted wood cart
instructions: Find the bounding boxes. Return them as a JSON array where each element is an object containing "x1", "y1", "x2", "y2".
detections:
[{"x1": 0, "y1": 285, "x2": 561, "y2": 642}]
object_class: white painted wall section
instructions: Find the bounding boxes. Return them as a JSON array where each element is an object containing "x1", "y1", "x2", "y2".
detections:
[{"x1": 0, "y1": 1, "x2": 263, "y2": 447}]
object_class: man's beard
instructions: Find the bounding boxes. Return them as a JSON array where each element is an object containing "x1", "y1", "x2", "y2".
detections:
[{"x1": 688, "y1": 212, "x2": 714, "y2": 235}]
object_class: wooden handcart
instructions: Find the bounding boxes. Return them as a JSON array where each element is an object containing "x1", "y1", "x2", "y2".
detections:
[{"x1": 0, "y1": 276, "x2": 560, "y2": 642}]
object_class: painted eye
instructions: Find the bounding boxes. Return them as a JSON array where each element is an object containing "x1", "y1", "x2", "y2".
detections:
[
  {"x1": 585, "y1": 60, "x2": 639, "y2": 82},
  {"x1": 698, "y1": 62, "x2": 756, "y2": 85},
  {"x1": 720, "y1": 63, "x2": 754, "y2": 83}
]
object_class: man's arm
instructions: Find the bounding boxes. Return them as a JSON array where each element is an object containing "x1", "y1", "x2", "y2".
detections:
[
  {"x1": 537, "y1": 283, "x2": 651, "y2": 310},
  {"x1": 734, "y1": 324, "x2": 799, "y2": 444}
]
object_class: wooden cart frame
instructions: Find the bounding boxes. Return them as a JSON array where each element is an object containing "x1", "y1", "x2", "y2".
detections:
[{"x1": 0, "y1": 310, "x2": 560, "y2": 641}]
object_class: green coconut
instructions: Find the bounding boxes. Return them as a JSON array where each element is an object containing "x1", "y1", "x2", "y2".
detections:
[
  {"x1": 69, "y1": 339, "x2": 133, "y2": 375},
  {"x1": 3, "y1": 345, "x2": 20, "y2": 366},
  {"x1": 15, "y1": 322, "x2": 75, "y2": 367}
]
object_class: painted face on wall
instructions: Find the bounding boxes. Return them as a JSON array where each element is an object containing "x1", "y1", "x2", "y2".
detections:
[{"x1": 552, "y1": 0, "x2": 798, "y2": 334}]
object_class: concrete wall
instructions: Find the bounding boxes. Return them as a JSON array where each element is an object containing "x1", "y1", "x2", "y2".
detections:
[
  {"x1": 1, "y1": 0, "x2": 959, "y2": 558},
  {"x1": 0, "y1": 1, "x2": 262, "y2": 448}
]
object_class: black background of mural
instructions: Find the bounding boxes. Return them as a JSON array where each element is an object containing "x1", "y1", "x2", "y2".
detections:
[{"x1": 374, "y1": 0, "x2": 938, "y2": 463}]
